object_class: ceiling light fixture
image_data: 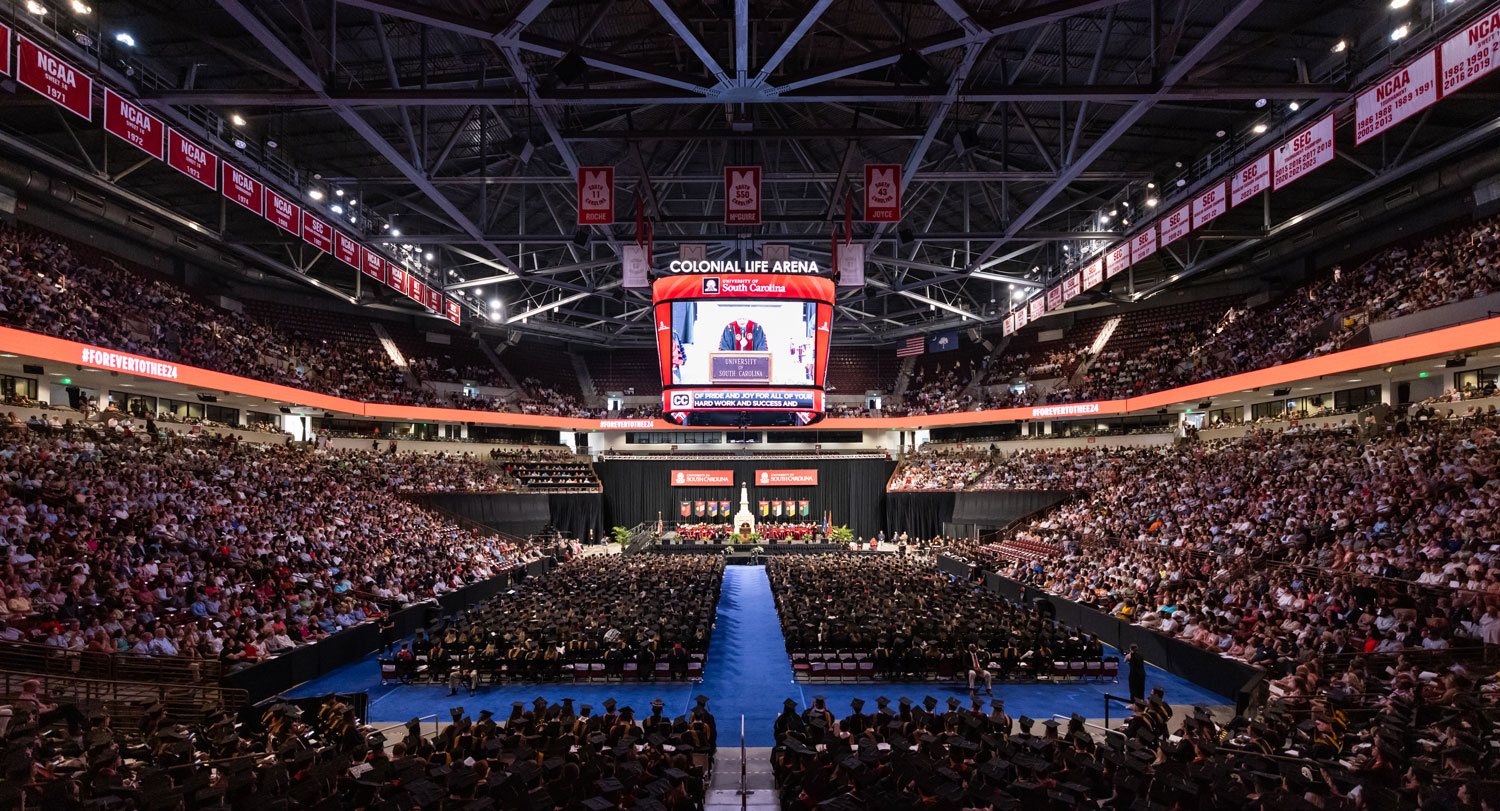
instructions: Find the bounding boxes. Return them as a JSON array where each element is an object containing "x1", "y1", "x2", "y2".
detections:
[
  {"x1": 1332, "y1": 39, "x2": 1347, "y2": 53},
  {"x1": 70, "y1": 0, "x2": 90, "y2": 13},
  {"x1": 114, "y1": 32, "x2": 135, "y2": 47},
  {"x1": 231, "y1": 114, "x2": 247, "y2": 127},
  {"x1": 1253, "y1": 123, "x2": 1268, "y2": 134},
  {"x1": 1288, "y1": 101, "x2": 1300, "y2": 111},
  {"x1": 309, "y1": 189, "x2": 324, "y2": 201},
  {"x1": 1146, "y1": 197, "x2": 1159, "y2": 207},
  {"x1": 1390, "y1": 24, "x2": 1410, "y2": 40},
  {"x1": 25, "y1": 1, "x2": 46, "y2": 15}
]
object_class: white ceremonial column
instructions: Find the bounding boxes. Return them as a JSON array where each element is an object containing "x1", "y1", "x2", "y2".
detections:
[{"x1": 733, "y1": 481, "x2": 756, "y2": 534}]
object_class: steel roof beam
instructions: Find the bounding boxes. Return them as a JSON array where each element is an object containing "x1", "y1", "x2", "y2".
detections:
[
  {"x1": 644, "y1": 0, "x2": 727, "y2": 83},
  {"x1": 753, "y1": 0, "x2": 836, "y2": 85}
]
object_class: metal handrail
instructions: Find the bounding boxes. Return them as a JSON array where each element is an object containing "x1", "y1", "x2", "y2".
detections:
[{"x1": 739, "y1": 714, "x2": 749, "y2": 810}]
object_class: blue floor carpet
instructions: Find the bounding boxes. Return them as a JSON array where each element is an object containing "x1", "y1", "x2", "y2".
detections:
[{"x1": 283, "y1": 566, "x2": 1228, "y2": 746}]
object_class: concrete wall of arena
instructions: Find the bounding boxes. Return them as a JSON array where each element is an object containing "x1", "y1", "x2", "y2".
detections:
[
  {"x1": 1363, "y1": 291, "x2": 1500, "y2": 345},
  {"x1": 921, "y1": 432, "x2": 1176, "y2": 454},
  {"x1": 595, "y1": 458, "x2": 896, "y2": 538},
  {"x1": 937, "y1": 555, "x2": 1263, "y2": 715},
  {"x1": 588, "y1": 429, "x2": 899, "y2": 453}
]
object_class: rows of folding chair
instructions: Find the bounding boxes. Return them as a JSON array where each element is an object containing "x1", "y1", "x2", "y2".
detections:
[
  {"x1": 380, "y1": 653, "x2": 707, "y2": 685},
  {"x1": 789, "y1": 651, "x2": 1120, "y2": 684}
]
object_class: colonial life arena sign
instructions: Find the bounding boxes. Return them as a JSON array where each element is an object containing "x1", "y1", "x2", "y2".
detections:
[
  {"x1": 672, "y1": 470, "x2": 734, "y2": 486},
  {"x1": 666, "y1": 260, "x2": 823, "y2": 274}
]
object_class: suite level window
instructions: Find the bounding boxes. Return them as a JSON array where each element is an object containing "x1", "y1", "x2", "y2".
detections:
[
  {"x1": 1, "y1": 374, "x2": 39, "y2": 401},
  {"x1": 625, "y1": 431, "x2": 723, "y2": 444}
]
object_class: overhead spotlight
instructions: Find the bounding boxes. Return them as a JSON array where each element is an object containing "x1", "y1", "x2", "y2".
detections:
[
  {"x1": 70, "y1": 0, "x2": 90, "y2": 13},
  {"x1": 1146, "y1": 182, "x2": 1155, "y2": 189},
  {"x1": 334, "y1": 188, "x2": 344, "y2": 197},
  {"x1": 1174, "y1": 161, "x2": 1183, "y2": 168},
  {"x1": 424, "y1": 252, "x2": 434, "y2": 261},
  {"x1": 331, "y1": 204, "x2": 344, "y2": 214},
  {"x1": 1146, "y1": 197, "x2": 1159, "y2": 208},
  {"x1": 1389, "y1": 0, "x2": 1409, "y2": 7},
  {"x1": 390, "y1": 229, "x2": 401, "y2": 237},
  {"x1": 1122, "y1": 201, "x2": 1130, "y2": 208},
  {"x1": 231, "y1": 114, "x2": 247, "y2": 127},
  {"x1": 1175, "y1": 179, "x2": 1186, "y2": 187},
  {"x1": 1390, "y1": 24, "x2": 1409, "y2": 40},
  {"x1": 1215, "y1": 129, "x2": 1226, "y2": 138},
  {"x1": 1288, "y1": 101, "x2": 1300, "y2": 112},
  {"x1": 232, "y1": 138, "x2": 247, "y2": 149},
  {"x1": 1122, "y1": 218, "x2": 1130, "y2": 226},
  {"x1": 313, "y1": 172, "x2": 322, "y2": 180},
  {"x1": 1253, "y1": 123, "x2": 1268, "y2": 134},
  {"x1": 1110, "y1": 209, "x2": 1118, "y2": 216},
  {"x1": 72, "y1": 30, "x2": 94, "y2": 47},
  {"x1": 25, "y1": 1, "x2": 46, "y2": 15},
  {"x1": 348, "y1": 215, "x2": 357, "y2": 224},
  {"x1": 114, "y1": 32, "x2": 135, "y2": 47},
  {"x1": 1100, "y1": 215, "x2": 1111, "y2": 224},
  {"x1": 490, "y1": 298, "x2": 502, "y2": 310},
  {"x1": 1332, "y1": 39, "x2": 1348, "y2": 53},
  {"x1": 266, "y1": 139, "x2": 278, "y2": 149},
  {"x1": 309, "y1": 189, "x2": 324, "y2": 201},
  {"x1": 382, "y1": 223, "x2": 391, "y2": 230}
]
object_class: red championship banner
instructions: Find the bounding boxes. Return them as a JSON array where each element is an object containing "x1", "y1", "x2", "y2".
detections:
[
  {"x1": 425, "y1": 285, "x2": 442, "y2": 312},
  {"x1": 387, "y1": 264, "x2": 407, "y2": 293},
  {"x1": 863, "y1": 164, "x2": 902, "y2": 222},
  {"x1": 1081, "y1": 258, "x2": 1104, "y2": 290},
  {"x1": 16, "y1": 36, "x2": 92, "y2": 121},
  {"x1": 1160, "y1": 202, "x2": 1192, "y2": 247},
  {"x1": 0, "y1": 22, "x2": 11, "y2": 76},
  {"x1": 724, "y1": 166, "x2": 762, "y2": 225},
  {"x1": 672, "y1": 470, "x2": 734, "y2": 486},
  {"x1": 103, "y1": 89, "x2": 164, "y2": 160},
  {"x1": 756, "y1": 469, "x2": 818, "y2": 486},
  {"x1": 444, "y1": 298, "x2": 462, "y2": 325},
  {"x1": 166, "y1": 129, "x2": 217, "y2": 190},
  {"x1": 1131, "y1": 225, "x2": 1159, "y2": 264},
  {"x1": 1191, "y1": 182, "x2": 1227, "y2": 229},
  {"x1": 1273, "y1": 113, "x2": 1335, "y2": 190},
  {"x1": 1441, "y1": 7, "x2": 1500, "y2": 96},
  {"x1": 265, "y1": 189, "x2": 301, "y2": 235},
  {"x1": 1356, "y1": 49, "x2": 1438, "y2": 145},
  {"x1": 301, "y1": 211, "x2": 333, "y2": 254},
  {"x1": 1013, "y1": 304, "x2": 1030, "y2": 330},
  {"x1": 361, "y1": 247, "x2": 386, "y2": 284},
  {"x1": 1045, "y1": 285, "x2": 1064, "y2": 311},
  {"x1": 1003, "y1": 313, "x2": 1016, "y2": 337},
  {"x1": 222, "y1": 163, "x2": 264, "y2": 216},
  {"x1": 1231, "y1": 153, "x2": 1272, "y2": 208},
  {"x1": 334, "y1": 231, "x2": 360, "y2": 268},
  {"x1": 576, "y1": 166, "x2": 614, "y2": 225},
  {"x1": 1105, "y1": 242, "x2": 1131, "y2": 278},
  {"x1": 1028, "y1": 297, "x2": 1045, "y2": 322},
  {"x1": 1062, "y1": 272, "x2": 1082, "y2": 301},
  {"x1": 409, "y1": 277, "x2": 425, "y2": 303}
]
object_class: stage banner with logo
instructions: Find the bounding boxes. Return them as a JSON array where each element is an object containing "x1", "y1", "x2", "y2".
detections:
[
  {"x1": 1191, "y1": 182, "x2": 1227, "y2": 229},
  {"x1": 719, "y1": 500, "x2": 730, "y2": 516},
  {"x1": 266, "y1": 189, "x2": 301, "y2": 235},
  {"x1": 1441, "y1": 8, "x2": 1500, "y2": 96},
  {"x1": 167, "y1": 129, "x2": 218, "y2": 190},
  {"x1": 707, "y1": 501, "x2": 718, "y2": 518},
  {"x1": 17, "y1": 36, "x2": 92, "y2": 121},
  {"x1": 756, "y1": 469, "x2": 819, "y2": 486},
  {"x1": 104, "y1": 89, "x2": 165, "y2": 160},
  {"x1": 223, "y1": 163, "x2": 264, "y2": 216},
  {"x1": 759, "y1": 501, "x2": 769, "y2": 516},
  {"x1": 1160, "y1": 202, "x2": 1192, "y2": 247},
  {"x1": 1356, "y1": 49, "x2": 1437, "y2": 145},
  {"x1": 724, "y1": 166, "x2": 762, "y2": 225},
  {"x1": 671, "y1": 470, "x2": 734, "y2": 486},
  {"x1": 577, "y1": 166, "x2": 614, "y2": 225},
  {"x1": 799, "y1": 500, "x2": 809, "y2": 517},
  {"x1": 694, "y1": 501, "x2": 706, "y2": 517},
  {"x1": 1273, "y1": 114, "x2": 1335, "y2": 190},
  {"x1": 772, "y1": 501, "x2": 782, "y2": 517},
  {"x1": 1231, "y1": 153, "x2": 1272, "y2": 208},
  {"x1": 863, "y1": 163, "x2": 902, "y2": 222},
  {"x1": 681, "y1": 501, "x2": 692, "y2": 518}
]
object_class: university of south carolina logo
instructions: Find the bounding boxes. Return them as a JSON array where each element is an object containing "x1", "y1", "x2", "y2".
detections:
[
  {"x1": 701, "y1": 278, "x2": 720, "y2": 295},
  {"x1": 674, "y1": 472, "x2": 685, "y2": 484}
]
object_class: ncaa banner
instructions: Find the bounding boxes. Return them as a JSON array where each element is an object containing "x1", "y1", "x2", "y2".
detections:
[
  {"x1": 1356, "y1": 49, "x2": 1437, "y2": 145},
  {"x1": 681, "y1": 501, "x2": 692, "y2": 518},
  {"x1": 759, "y1": 501, "x2": 769, "y2": 517},
  {"x1": 724, "y1": 166, "x2": 762, "y2": 225},
  {"x1": 1441, "y1": 7, "x2": 1500, "y2": 96},
  {"x1": 334, "y1": 231, "x2": 360, "y2": 268},
  {"x1": 0, "y1": 22, "x2": 10, "y2": 77},
  {"x1": 444, "y1": 298, "x2": 462, "y2": 325},
  {"x1": 1191, "y1": 182, "x2": 1227, "y2": 229},
  {"x1": 223, "y1": 163, "x2": 264, "y2": 216},
  {"x1": 577, "y1": 166, "x2": 614, "y2": 225},
  {"x1": 167, "y1": 129, "x2": 218, "y2": 190},
  {"x1": 265, "y1": 189, "x2": 301, "y2": 235},
  {"x1": 388, "y1": 265, "x2": 408, "y2": 294},
  {"x1": 863, "y1": 164, "x2": 902, "y2": 222},
  {"x1": 1231, "y1": 153, "x2": 1272, "y2": 208},
  {"x1": 1003, "y1": 313, "x2": 1016, "y2": 337},
  {"x1": 1045, "y1": 285, "x2": 1064, "y2": 311},
  {"x1": 1028, "y1": 297, "x2": 1045, "y2": 322},
  {"x1": 695, "y1": 501, "x2": 706, "y2": 518},
  {"x1": 1013, "y1": 302, "x2": 1030, "y2": 330},
  {"x1": 1273, "y1": 113, "x2": 1335, "y2": 190},
  {"x1": 361, "y1": 247, "x2": 387, "y2": 284},
  {"x1": 17, "y1": 36, "x2": 92, "y2": 121},
  {"x1": 1160, "y1": 202, "x2": 1192, "y2": 247},
  {"x1": 104, "y1": 89, "x2": 165, "y2": 160}
]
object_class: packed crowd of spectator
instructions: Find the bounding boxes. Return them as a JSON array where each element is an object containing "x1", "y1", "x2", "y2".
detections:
[
  {"x1": 490, "y1": 447, "x2": 602, "y2": 492},
  {"x1": 887, "y1": 447, "x2": 996, "y2": 491},
  {"x1": 0, "y1": 431, "x2": 566, "y2": 670}
]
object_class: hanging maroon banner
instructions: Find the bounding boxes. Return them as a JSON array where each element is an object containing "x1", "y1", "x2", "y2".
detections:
[
  {"x1": 222, "y1": 163, "x2": 264, "y2": 216},
  {"x1": 302, "y1": 211, "x2": 333, "y2": 254},
  {"x1": 0, "y1": 23, "x2": 11, "y2": 77},
  {"x1": 576, "y1": 166, "x2": 614, "y2": 225},
  {"x1": 1231, "y1": 154, "x2": 1272, "y2": 208},
  {"x1": 425, "y1": 285, "x2": 442, "y2": 312},
  {"x1": 265, "y1": 189, "x2": 301, "y2": 235},
  {"x1": 1160, "y1": 202, "x2": 1192, "y2": 247},
  {"x1": 408, "y1": 276, "x2": 424, "y2": 302},
  {"x1": 1081, "y1": 258, "x2": 1104, "y2": 291},
  {"x1": 1028, "y1": 297, "x2": 1044, "y2": 322},
  {"x1": 334, "y1": 231, "x2": 360, "y2": 268},
  {"x1": 1130, "y1": 225, "x2": 1158, "y2": 264},
  {"x1": 361, "y1": 247, "x2": 387, "y2": 284},
  {"x1": 387, "y1": 264, "x2": 407, "y2": 293},
  {"x1": 1062, "y1": 273, "x2": 1081, "y2": 301},
  {"x1": 445, "y1": 298, "x2": 462, "y2": 325},
  {"x1": 16, "y1": 36, "x2": 92, "y2": 121},
  {"x1": 724, "y1": 166, "x2": 762, "y2": 225},
  {"x1": 103, "y1": 89, "x2": 164, "y2": 160},
  {"x1": 166, "y1": 129, "x2": 218, "y2": 190},
  {"x1": 1105, "y1": 242, "x2": 1131, "y2": 278},
  {"x1": 863, "y1": 164, "x2": 902, "y2": 222}
]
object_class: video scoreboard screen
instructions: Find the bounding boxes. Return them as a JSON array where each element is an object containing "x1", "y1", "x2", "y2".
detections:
[{"x1": 654, "y1": 273, "x2": 835, "y2": 426}]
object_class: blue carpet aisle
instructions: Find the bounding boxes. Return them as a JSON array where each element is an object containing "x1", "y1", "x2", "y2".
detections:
[{"x1": 284, "y1": 566, "x2": 1229, "y2": 746}]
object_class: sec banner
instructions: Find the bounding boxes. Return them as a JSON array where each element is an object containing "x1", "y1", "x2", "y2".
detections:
[
  {"x1": 1105, "y1": 242, "x2": 1131, "y2": 278},
  {"x1": 1192, "y1": 183, "x2": 1227, "y2": 229},
  {"x1": 222, "y1": 163, "x2": 264, "y2": 216},
  {"x1": 302, "y1": 212, "x2": 333, "y2": 254},
  {"x1": 17, "y1": 36, "x2": 92, "y2": 121},
  {"x1": 1062, "y1": 273, "x2": 1081, "y2": 301},
  {"x1": 863, "y1": 164, "x2": 902, "y2": 222},
  {"x1": 167, "y1": 129, "x2": 218, "y2": 190},
  {"x1": 445, "y1": 298, "x2": 462, "y2": 325},
  {"x1": 577, "y1": 166, "x2": 614, "y2": 225},
  {"x1": 1160, "y1": 202, "x2": 1192, "y2": 247},
  {"x1": 1081, "y1": 258, "x2": 1104, "y2": 291},
  {"x1": 1356, "y1": 49, "x2": 1437, "y2": 145},
  {"x1": 724, "y1": 166, "x2": 762, "y2": 225},
  {"x1": 1231, "y1": 153, "x2": 1272, "y2": 208},
  {"x1": 1028, "y1": 297, "x2": 1045, "y2": 322},
  {"x1": 1131, "y1": 225, "x2": 1158, "y2": 264},
  {"x1": 1441, "y1": 7, "x2": 1500, "y2": 96},
  {"x1": 103, "y1": 89, "x2": 165, "y2": 160},
  {"x1": 265, "y1": 189, "x2": 301, "y2": 235},
  {"x1": 1273, "y1": 113, "x2": 1335, "y2": 190}
]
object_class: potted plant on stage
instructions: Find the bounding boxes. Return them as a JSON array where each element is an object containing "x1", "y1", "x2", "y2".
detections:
[{"x1": 750, "y1": 543, "x2": 764, "y2": 563}]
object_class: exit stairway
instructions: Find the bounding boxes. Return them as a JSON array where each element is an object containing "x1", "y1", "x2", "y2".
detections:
[{"x1": 706, "y1": 747, "x2": 777, "y2": 810}]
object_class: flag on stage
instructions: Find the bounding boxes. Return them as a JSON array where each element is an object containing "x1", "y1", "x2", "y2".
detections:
[
  {"x1": 707, "y1": 501, "x2": 717, "y2": 518},
  {"x1": 719, "y1": 500, "x2": 729, "y2": 517},
  {"x1": 694, "y1": 501, "x2": 705, "y2": 517},
  {"x1": 772, "y1": 500, "x2": 782, "y2": 517},
  {"x1": 680, "y1": 501, "x2": 691, "y2": 518},
  {"x1": 759, "y1": 500, "x2": 768, "y2": 516},
  {"x1": 799, "y1": 500, "x2": 809, "y2": 517}
]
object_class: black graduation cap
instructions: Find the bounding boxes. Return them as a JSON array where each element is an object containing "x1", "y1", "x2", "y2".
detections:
[
  {"x1": 850, "y1": 698, "x2": 865, "y2": 711},
  {"x1": 595, "y1": 777, "x2": 624, "y2": 794},
  {"x1": 602, "y1": 698, "x2": 617, "y2": 710},
  {"x1": 694, "y1": 695, "x2": 709, "y2": 706},
  {"x1": 922, "y1": 696, "x2": 938, "y2": 709},
  {"x1": 839, "y1": 755, "x2": 863, "y2": 772},
  {"x1": 581, "y1": 798, "x2": 614, "y2": 811},
  {"x1": 634, "y1": 798, "x2": 667, "y2": 811},
  {"x1": 782, "y1": 698, "x2": 798, "y2": 710}
]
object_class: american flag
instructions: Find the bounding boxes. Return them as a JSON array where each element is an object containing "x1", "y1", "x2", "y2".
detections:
[{"x1": 895, "y1": 336, "x2": 924, "y2": 357}]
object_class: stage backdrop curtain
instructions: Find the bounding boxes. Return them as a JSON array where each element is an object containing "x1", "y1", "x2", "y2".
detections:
[
  {"x1": 884, "y1": 492, "x2": 955, "y2": 539},
  {"x1": 418, "y1": 493, "x2": 551, "y2": 537},
  {"x1": 596, "y1": 459, "x2": 894, "y2": 539},
  {"x1": 951, "y1": 491, "x2": 1075, "y2": 527},
  {"x1": 548, "y1": 493, "x2": 606, "y2": 542}
]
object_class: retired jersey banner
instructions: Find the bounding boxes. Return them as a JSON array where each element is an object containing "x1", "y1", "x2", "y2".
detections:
[
  {"x1": 104, "y1": 89, "x2": 165, "y2": 160},
  {"x1": 1028, "y1": 297, "x2": 1045, "y2": 322},
  {"x1": 334, "y1": 231, "x2": 360, "y2": 268},
  {"x1": 1131, "y1": 226, "x2": 1158, "y2": 264},
  {"x1": 17, "y1": 36, "x2": 92, "y2": 121},
  {"x1": 1160, "y1": 202, "x2": 1192, "y2": 247},
  {"x1": 863, "y1": 164, "x2": 902, "y2": 222},
  {"x1": 756, "y1": 469, "x2": 818, "y2": 486},
  {"x1": 222, "y1": 163, "x2": 264, "y2": 216},
  {"x1": 167, "y1": 129, "x2": 217, "y2": 190},
  {"x1": 1441, "y1": 7, "x2": 1500, "y2": 96},
  {"x1": 1192, "y1": 182, "x2": 1227, "y2": 229},
  {"x1": 361, "y1": 247, "x2": 387, "y2": 284},
  {"x1": 1082, "y1": 258, "x2": 1104, "y2": 291},
  {"x1": 265, "y1": 189, "x2": 301, "y2": 235},
  {"x1": 1105, "y1": 242, "x2": 1131, "y2": 278},
  {"x1": 1062, "y1": 273, "x2": 1082, "y2": 301},
  {"x1": 1231, "y1": 153, "x2": 1272, "y2": 208},
  {"x1": 444, "y1": 298, "x2": 462, "y2": 325},
  {"x1": 672, "y1": 469, "x2": 734, "y2": 486},
  {"x1": 577, "y1": 166, "x2": 614, "y2": 225},
  {"x1": 302, "y1": 212, "x2": 333, "y2": 254},
  {"x1": 1356, "y1": 49, "x2": 1438, "y2": 145},
  {"x1": 0, "y1": 23, "x2": 11, "y2": 77},
  {"x1": 724, "y1": 166, "x2": 762, "y2": 225},
  {"x1": 1273, "y1": 113, "x2": 1335, "y2": 190}
]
